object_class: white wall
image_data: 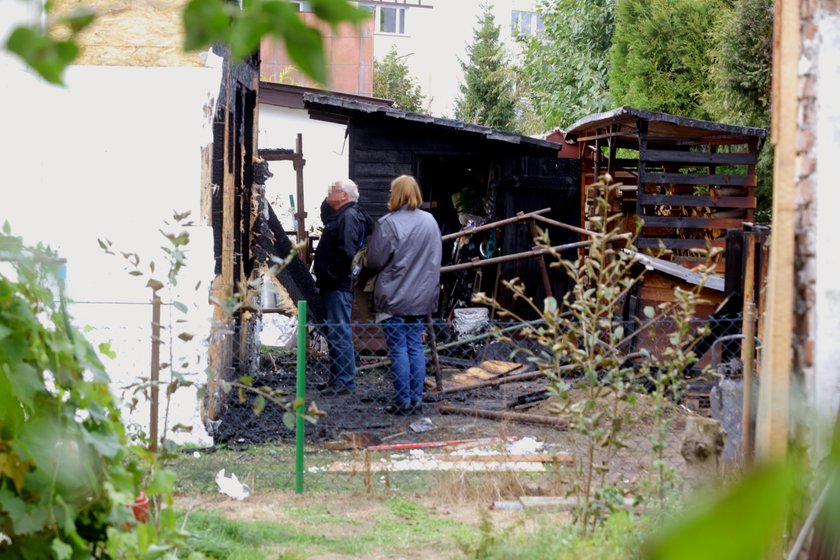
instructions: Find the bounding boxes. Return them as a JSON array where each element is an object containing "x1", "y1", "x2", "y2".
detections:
[
  {"x1": 813, "y1": 10, "x2": 840, "y2": 445},
  {"x1": 258, "y1": 104, "x2": 350, "y2": 233},
  {"x1": 1, "y1": 34, "x2": 220, "y2": 444}
]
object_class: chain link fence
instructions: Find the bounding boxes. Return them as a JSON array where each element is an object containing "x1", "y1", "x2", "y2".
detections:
[{"x1": 169, "y1": 314, "x2": 747, "y2": 503}]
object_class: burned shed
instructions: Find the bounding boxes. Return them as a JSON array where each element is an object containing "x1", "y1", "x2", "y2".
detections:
[
  {"x1": 564, "y1": 107, "x2": 766, "y2": 254},
  {"x1": 303, "y1": 93, "x2": 582, "y2": 316},
  {"x1": 563, "y1": 107, "x2": 767, "y2": 319}
]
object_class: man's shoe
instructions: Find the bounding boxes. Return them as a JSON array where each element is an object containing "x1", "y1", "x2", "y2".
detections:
[
  {"x1": 384, "y1": 403, "x2": 413, "y2": 416},
  {"x1": 320, "y1": 385, "x2": 353, "y2": 397},
  {"x1": 315, "y1": 382, "x2": 331, "y2": 392},
  {"x1": 410, "y1": 402, "x2": 423, "y2": 415}
]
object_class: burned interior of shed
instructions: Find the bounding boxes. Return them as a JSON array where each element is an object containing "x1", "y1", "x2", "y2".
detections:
[{"x1": 303, "y1": 93, "x2": 582, "y2": 320}]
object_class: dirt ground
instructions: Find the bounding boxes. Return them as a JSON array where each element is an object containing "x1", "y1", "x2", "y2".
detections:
[{"x1": 212, "y1": 344, "x2": 696, "y2": 489}]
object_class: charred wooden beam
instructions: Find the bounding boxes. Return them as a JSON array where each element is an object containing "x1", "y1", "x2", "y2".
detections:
[
  {"x1": 640, "y1": 148, "x2": 756, "y2": 166},
  {"x1": 436, "y1": 401, "x2": 569, "y2": 428},
  {"x1": 640, "y1": 172, "x2": 756, "y2": 187}
]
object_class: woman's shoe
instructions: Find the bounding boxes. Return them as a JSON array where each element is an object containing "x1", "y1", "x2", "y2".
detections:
[{"x1": 384, "y1": 403, "x2": 413, "y2": 416}]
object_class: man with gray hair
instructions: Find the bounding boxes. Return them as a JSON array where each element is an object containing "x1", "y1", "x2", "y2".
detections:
[{"x1": 313, "y1": 179, "x2": 374, "y2": 396}]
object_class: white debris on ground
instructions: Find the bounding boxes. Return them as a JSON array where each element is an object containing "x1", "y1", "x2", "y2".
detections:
[
  {"x1": 317, "y1": 436, "x2": 559, "y2": 473},
  {"x1": 259, "y1": 313, "x2": 297, "y2": 348},
  {"x1": 506, "y1": 436, "x2": 544, "y2": 455},
  {"x1": 452, "y1": 307, "x2": 489, "y2": 339},
  {"x1": 215, "y1": 468, "x2": 251, "y2": 500}
]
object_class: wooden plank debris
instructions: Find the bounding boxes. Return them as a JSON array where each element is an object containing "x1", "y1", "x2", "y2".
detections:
[
  {"x1": 324, "y1": 460, "x2": 547, "y2": 473},
  {"x1": 518, "y1": 496, "x2": 637, "y2": 511},
  {"x1": 436, "y1": 402, "x2": 569, "y2": 428}
]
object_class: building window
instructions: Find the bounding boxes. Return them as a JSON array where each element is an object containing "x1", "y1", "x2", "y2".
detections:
[
  {"x1": 511, "y1": 10, "x2": 542, "y2": 36},
  {"x1": 376, "y1": 6, "x2": 406, "y2": 35}
]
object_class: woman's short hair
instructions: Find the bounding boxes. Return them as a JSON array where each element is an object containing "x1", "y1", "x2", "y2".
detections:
[
  {"x1": 333, "y1": 178, "x2": 360, "y2": 201},
  {"x1": 388, "y1": 175, "x2": 423, "y2": 211}
]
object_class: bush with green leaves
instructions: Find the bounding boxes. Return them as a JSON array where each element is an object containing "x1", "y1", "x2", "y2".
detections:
[
  {"x1": 517, "y1": 0, "x2": 616, "y2": 130},
  {"x1": 0, "y1": 225, "x2": 190, "y2": 558},
  {"x1": 475, "y1": 176, "x2": 718, "y2": 532}
]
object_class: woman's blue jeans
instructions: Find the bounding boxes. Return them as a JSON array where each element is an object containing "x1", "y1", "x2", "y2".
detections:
[{"x1": 382, "y1": 315, "x2": 426, "y2": 406}]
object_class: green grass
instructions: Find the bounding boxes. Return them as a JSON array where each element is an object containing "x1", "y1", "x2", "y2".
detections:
[
  {"x1": 461, "y1": 511, "x2": 649, "y2": 560},
  {"x1": 176, "y1": 496, "x2": 481, "y2": 559},
  {"x1": 176, "y1": 499, "x2": 653, "y2": 560}
]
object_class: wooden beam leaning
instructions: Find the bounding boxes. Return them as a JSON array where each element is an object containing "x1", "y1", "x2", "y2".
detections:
[{"x1": 206, "y1": 67, "x2": 236, "y2": 422}]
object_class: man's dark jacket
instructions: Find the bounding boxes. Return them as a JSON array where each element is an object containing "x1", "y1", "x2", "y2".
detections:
[{"x1": 314, "y1": 201, "x2": 374, "y2": 292}]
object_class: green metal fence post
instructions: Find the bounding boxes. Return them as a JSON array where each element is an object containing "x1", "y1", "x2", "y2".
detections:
[{"x1": 295, "y1": 300, "x2": 307, "y2": 494}]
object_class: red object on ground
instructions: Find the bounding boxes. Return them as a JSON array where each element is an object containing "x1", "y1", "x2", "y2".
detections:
[{"x1": 132, "y1": 492, "x2": 149, "y2": 523}]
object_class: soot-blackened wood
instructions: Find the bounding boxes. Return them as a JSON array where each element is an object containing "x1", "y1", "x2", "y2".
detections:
[
  {"x1": 639, "y1": 194, "x2": 756, "y2": 209},
  {"x1": 636, "y1": 238, "x2": 728, "y2": 250},
  {"x1": 640, "y1": 149, "x2": 757, "y2": 166},
  {"x1": 642, "y1": 216, "x2": 744, "y2": 229},
  {"x1": 639, "y1": 172, "x2": 756, "y2": 187},
  {"x1": 254, "y1": 202, "x2": 325, "y2": 325}
]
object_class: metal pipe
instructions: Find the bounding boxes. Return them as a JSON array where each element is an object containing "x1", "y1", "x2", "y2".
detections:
[
  {"x1": 295, "y1": 300, "x2": 307, "y2": 494},
  {"x1": 440, "y1": 235, "x2": 631, "y2": 274},
  {"x1": 441, "y1": 208, "x2": 552, "y2": 242},
  {"x1": 532, "y1": 213, "x2": 603, "y2": 238}
]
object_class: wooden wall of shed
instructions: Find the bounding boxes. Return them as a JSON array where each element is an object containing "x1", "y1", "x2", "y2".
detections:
[
  {"x1": 346, "y1": 118, "x2": 581, "y2": 317},
  {"x1": 53, "y1": 0, "x2": 201, "y2": 66}
]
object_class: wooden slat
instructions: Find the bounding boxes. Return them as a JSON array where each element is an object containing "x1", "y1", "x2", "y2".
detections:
[
  {"x1": 640, "y1": 149, "x2": 756, "y2": 165},
  {"x1": 640, "y1": 172, "x2": 756, "y2": 187},
  {"x1": 639, "y1": 194, "x2": 756, "y2": 209},
  {"x1": 641, "y1": 216, "x2": 744, "y2": 229},
  {"x1": 609, "y1": 158, "x2": 641, "y2": 168},
  {"x1": 637, "y1": 237, "x2": 727, "y2": 250}
]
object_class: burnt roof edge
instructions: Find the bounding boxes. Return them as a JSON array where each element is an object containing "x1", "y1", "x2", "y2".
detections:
[
  {"x1": 564, "y1": 106, "x2": 767, "y2": 141},
  {"x1": 302, "y1": 92, "x2": 561, "y2": 150}
]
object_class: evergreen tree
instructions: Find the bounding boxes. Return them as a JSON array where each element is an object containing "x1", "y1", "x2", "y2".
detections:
[
  {"x1": 705, "y1": 0, "x2": 773, "y2": 128},
  {"x1": 705, "y1": 0, "x2": 774, "y2": 221},
  {"x1": 519, "y1": 0, "x2": 616, "y2": 130},
  {"x1": 609, "y1": 0, "x2": 725, "y2": 120},
  {"x1": 454, "y1": 3, "x2": 517, "y2": 131},
  {"x1": 373, "y1": 46, "x2": 426, "y2": 112}
]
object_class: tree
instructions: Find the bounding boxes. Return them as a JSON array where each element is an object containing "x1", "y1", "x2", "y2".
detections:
[
  {"x1": 454, "y1": 3, "x2": 517, "y2": 131},
  {"x1": 705, "y1": 0, "x2": 774, "y2": 221},
  {"x1": 704, "y1": 0, "x2": 774, "y2": 128},
  {"x1": 5, "y1": 0, "x2": 369, "y2": 85},
  {"x1": 373, "y1": 46, "x2": 426, "y2": 112},
  {"x1": 518, "y1": 0, "x2": 616, "y2": 130},
  {"x1": 609, "y1": 0, "x2": 725, "y2": 120}
]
